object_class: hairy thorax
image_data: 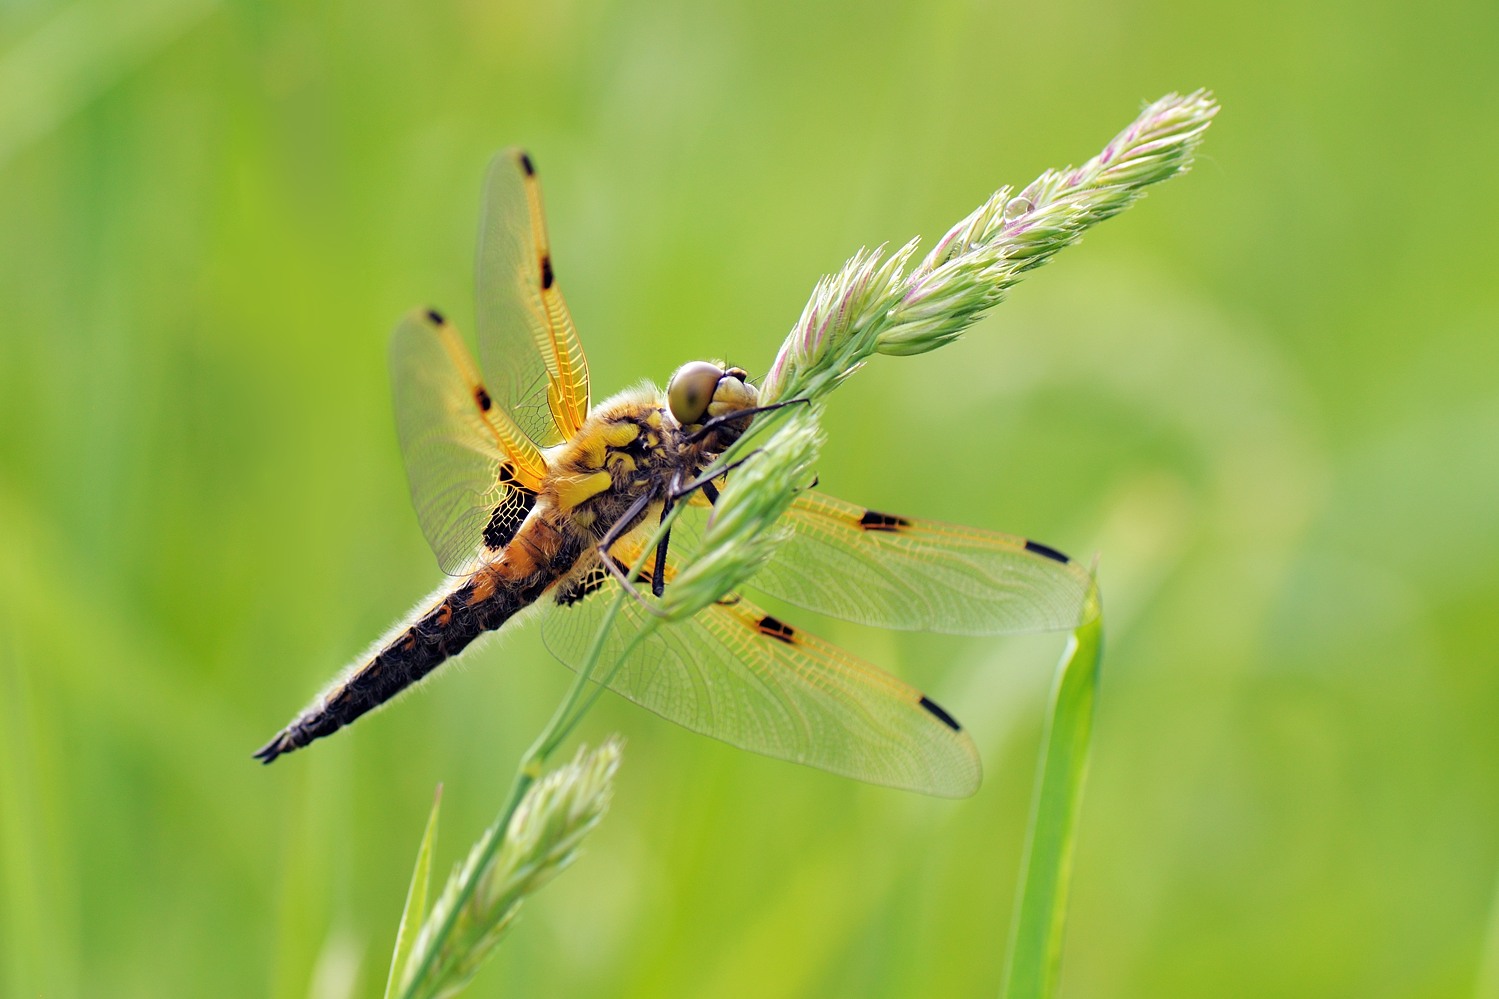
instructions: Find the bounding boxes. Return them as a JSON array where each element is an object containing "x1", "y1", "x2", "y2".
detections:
[
  {"x1": 541, "y1": 388, "x2": 683, "y2": 540},
  {"x1": 491, "y1": 381, "x2": 753, "y2": 597}
]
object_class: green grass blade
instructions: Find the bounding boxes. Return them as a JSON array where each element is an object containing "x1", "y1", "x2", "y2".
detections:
[
  {"x1": 1001, "y1": 582, "x2": 1103, "y2": 999},
  {"x1": 384, "y1": 786, "x2": 443, "y2": 999}
]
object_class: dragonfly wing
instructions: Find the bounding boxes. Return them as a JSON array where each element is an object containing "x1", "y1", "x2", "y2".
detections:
[
  {"x1": 474, "y1": 149, "x2": 590, "y2": 447},
  {"x1": 540, "y1": 540, "x2": 981, "y2": 797},
  {"x1": 389, "y1": 309, "x2": 548, "y2": 574},
  {"x1": 738, "y1": 490, "x2": 1097, "y2": 635}
]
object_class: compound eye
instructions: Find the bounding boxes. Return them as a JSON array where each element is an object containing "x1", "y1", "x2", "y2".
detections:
[{"x1": 667, "y1": 361, "x2": 725, "y2": 425}]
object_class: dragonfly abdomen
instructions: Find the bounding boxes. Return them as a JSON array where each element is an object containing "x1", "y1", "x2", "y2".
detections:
[{"x1": 255, "y1": 531, "x2": 580, "y2": 764}]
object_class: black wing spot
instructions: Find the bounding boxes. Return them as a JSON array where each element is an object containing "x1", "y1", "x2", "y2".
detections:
[
  {"x1": 482, "y1": 475, "x2": 537, "y2": 550},
  {"x1": 475, "y1": 386, "x2": 493, "y2": 412},
  {"x1": 425, "y1": 308, "x2": 445, "y2": 326},
  {"x1": 1024, "y1": 540, "x2": 1070, "y2": 564},
  {"x1": 556, "y1": 565, "x2": 608, "y2": 606},
  {"x1": 483, "y1": 508, "x2": 523, "y2": 549},
  {"x1": 859, "y1": 509, "x2": 910, "y2": 532},
  {"x1": 918, "y1": 695, "x2": 962, "y2": 732},
  {"x1": 756, "y1": 615, "x2": 796, "y2": 644},
  {"x1": 541, "y1": 255, "x2": 554, "y2": 289},
  {"x1": 519, "y1": 152, "x2": 535, "y2": 176}
]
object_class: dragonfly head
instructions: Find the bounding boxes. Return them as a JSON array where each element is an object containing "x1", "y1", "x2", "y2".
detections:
[{"x1": 666, "y1": 361, "x2": 758, "y2": 430}]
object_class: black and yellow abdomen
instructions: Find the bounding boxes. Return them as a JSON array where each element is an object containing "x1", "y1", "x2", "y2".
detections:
[
  {"x1": 254, "y1": 523, "x2": 585, "y2": 763},
  {"x1": 256, "y1": 393, "x2": 699, "y2": 764}
]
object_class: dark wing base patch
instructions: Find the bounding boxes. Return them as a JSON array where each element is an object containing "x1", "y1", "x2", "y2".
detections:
[
  {"x1": 482, "y1": 465, "x2": 538, "y2": 551},
  {"x1": 556, "y1": 564, "x2": 609, "y2": 606}
]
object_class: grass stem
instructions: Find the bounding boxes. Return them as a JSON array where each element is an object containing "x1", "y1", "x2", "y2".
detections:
[{"x1": 1000, "y1": 583, "x2": 1103, "y2": 999}]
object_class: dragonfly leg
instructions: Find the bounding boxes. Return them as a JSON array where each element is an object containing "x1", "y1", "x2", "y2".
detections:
[
  {"x1": 597, "y1": 486, "x2": 656, "y2": 552},
  {"x1": 670, "y1": 450, "x2": 762, "y2": 503},
  {"x1": 595, "y1": 487, "x2": 670, "y2": 615},
  {"x1": 651, "y1": 492, "x2": 675, "y2": 598}
]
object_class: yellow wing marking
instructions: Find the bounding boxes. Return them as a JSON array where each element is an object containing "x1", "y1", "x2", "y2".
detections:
[
  {"x1": 424, "y1": 310, "x2": 547, "y2": 488},
  {"x1": 514, "y1": 153, "x2": 591, "y2": 439},
  {"x1": 708, "y1": 599, "x2": 926, "y2": 706},
  {"x1": 738, "y1": 489, "x2": 1097, "y2": 634},
  {"x1": 390, "y1": 310, "x2": 548, "y2": 573},
  {"x1": 475, "y1": 150, "x2": 592, "y2": 448}
]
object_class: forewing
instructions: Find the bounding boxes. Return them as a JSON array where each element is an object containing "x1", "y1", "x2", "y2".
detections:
[
  {"x1": 742, "y1": 491, "x2": 1096, "y2": 635},
  {"x1": 540, "y1": 541, "x2": 981, "y2": 797},
  {"x1": 389, "y1": 309, "x2": 547, "y2": 575},
  {"x1": 475, "y1": 149, "x2": 590, "y2": 447}
]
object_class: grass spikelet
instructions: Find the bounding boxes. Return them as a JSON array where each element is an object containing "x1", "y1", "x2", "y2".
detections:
[
  {"x1": 392, "y1": 740, "x2": 623, "y2": 999},
  {"x1": 759, "y1": 90, "x2": 1217, "y2": 402},
  {"x1": 663, "y1": 406, "x2": 823, "y2": 619}
]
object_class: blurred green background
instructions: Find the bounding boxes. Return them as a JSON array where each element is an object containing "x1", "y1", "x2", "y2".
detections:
[{"x1": 2, "y1": 1, "x2": 1496, "y2": 996}]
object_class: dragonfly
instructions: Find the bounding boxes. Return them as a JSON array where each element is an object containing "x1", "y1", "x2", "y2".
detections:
[{"x1": 254, "y1": 150, "x2": 1095, "y2": 796}]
